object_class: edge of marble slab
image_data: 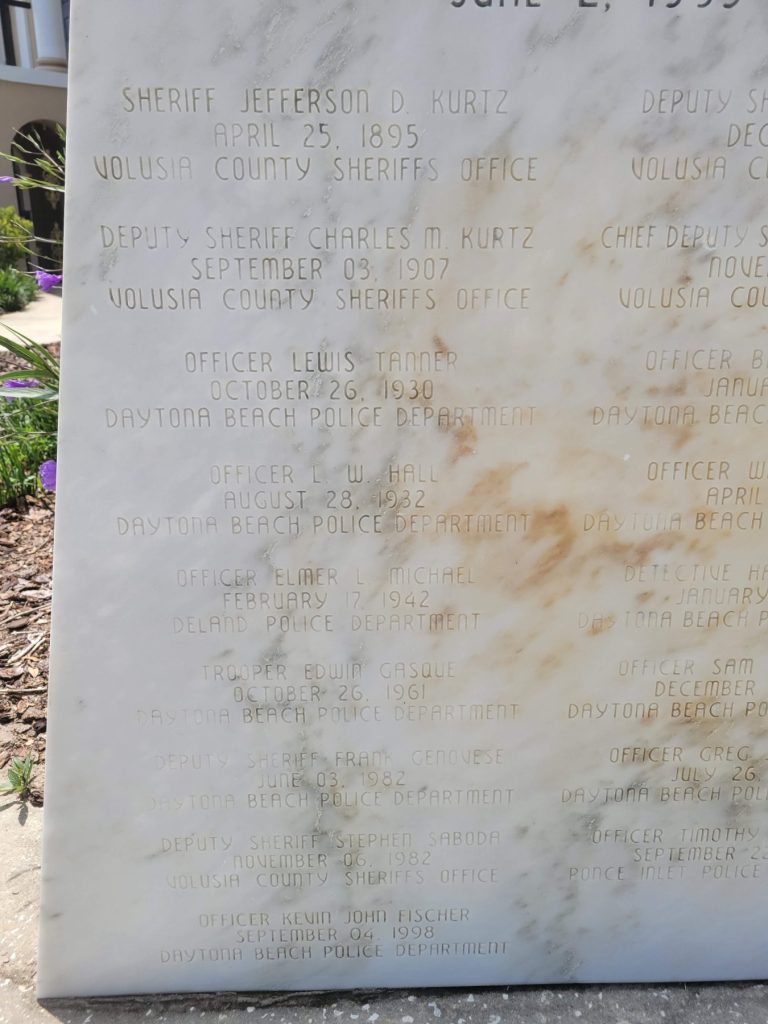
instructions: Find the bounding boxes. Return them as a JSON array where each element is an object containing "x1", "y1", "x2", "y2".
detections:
[
  {"x1": 36, "y1": 975, "x2": 768, "y2": 1001},
  {"x1": 34, "y1": 981, "x2": 768, "y2": 1009}
]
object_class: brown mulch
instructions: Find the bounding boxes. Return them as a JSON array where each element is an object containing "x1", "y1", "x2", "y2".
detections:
[
  {"x1": 0, "y1": 498, "x2": 52, "y2": 803},
  {"x1": 0, "y1": 340, "x2": 57, "y2": 805}
]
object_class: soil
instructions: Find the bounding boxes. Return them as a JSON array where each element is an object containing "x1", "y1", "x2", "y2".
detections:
[
  {"x1": 0, "y1": 498, "x2": 51, "y2": 804},
  {"x1": 0, "y1": 342, "x2": 58, "y2": 805}
]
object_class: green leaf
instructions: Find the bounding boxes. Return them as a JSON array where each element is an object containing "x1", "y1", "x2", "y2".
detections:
[
  {"x1": 0, "y1": 326, "x2": 59, "y2": 392},
  {"x1": 0, "y1": 384, "x2": 57, "y2": 400},
  {"x1": 0, "y1": 370, "x2": 40, "y2": 381}
]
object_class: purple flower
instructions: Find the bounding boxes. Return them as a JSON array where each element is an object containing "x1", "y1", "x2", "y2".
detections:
[
  {"x1": 0, "y1": 176, "x2": 13, "y2": 184},
  {"x1": 34, "y1": 270, "x2": 62, "y2": 292},
  {"x1": 2, "y1": 378, "x2": 40, "y2": 399},
  {"x1": 39, "y1": 460, "x2": 56, "y2": 492}
]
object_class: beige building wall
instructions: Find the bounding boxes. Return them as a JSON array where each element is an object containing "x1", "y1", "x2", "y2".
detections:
[{"x1": 0, "y1": 76, "x2": 66, "y2": 212}]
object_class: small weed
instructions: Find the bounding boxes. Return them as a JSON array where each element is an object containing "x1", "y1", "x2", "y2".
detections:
[{"x1": 1, "y1": 754, "x2": 34, "y2": 801}]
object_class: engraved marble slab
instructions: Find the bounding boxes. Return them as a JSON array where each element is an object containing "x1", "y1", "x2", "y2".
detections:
[{"x1": 39, "y1": 0, "x2": 768, "y2": 998}]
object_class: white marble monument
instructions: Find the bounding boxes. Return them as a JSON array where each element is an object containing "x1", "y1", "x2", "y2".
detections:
[{"x1": 39, "y1": 0, "x2": 768, "y2": 997}]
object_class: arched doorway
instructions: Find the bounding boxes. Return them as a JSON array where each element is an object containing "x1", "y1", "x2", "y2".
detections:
[{"x1": 11, "y1": 120, "x2": 64, "y2": 271}]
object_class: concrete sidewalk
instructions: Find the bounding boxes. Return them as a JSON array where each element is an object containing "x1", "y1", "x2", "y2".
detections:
[
  {"x1": 0, "y1": 292, "x2": 63, "y2": 347},
  {"x1": 1, "y1": 802, "x2": 767, "y2": 1024}
]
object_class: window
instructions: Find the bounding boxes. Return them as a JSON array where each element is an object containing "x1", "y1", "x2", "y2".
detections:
[{"x1": 0, "y1": 0, "x2": 33, "y2": 67}]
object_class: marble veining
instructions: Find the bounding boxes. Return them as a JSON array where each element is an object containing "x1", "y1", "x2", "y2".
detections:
[{"x1": 38, "y1": 0, "x2": 768, "y2": 998}]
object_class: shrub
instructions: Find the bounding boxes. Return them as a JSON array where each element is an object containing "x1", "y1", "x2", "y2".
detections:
[
  {"x1": 0, "y1": 206, "x2": 33, "y2": 269},
  {"x1": 0, "y1": 267, "x2": 37, "y2": 312},
  {"x1": 0, "y1": 329, "x2": 58, "y2": 507},
  {"x1": 0, "y1": 394, "x2": 56, "y2": 506}
]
